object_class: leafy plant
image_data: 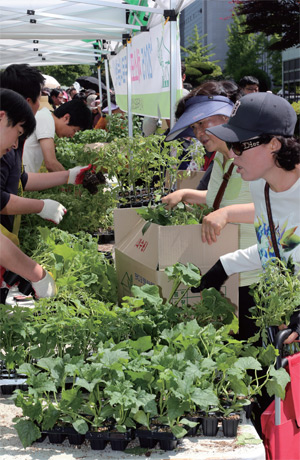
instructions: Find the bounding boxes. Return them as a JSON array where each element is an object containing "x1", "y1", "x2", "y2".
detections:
[
  {"x1": 137, "y1": 202, "x2": 213, "y2": 234},
  {"x1": 249, "y1": 258, "x2": 300, "y2": 344}
]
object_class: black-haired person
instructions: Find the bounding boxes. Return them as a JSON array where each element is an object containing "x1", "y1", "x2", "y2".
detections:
[
  {"x1": 0, "y1": 64, "x2": 93, "y2": 247},
  {"x1": 49, "y1": 88, "x2": 64, "y2": 110},
  {"x1": 199, "y1": 92, "x2": 300, "y2": 345},
  {"x1": 23, "y1": 99, "x2": 92, "y2": 172},
  {"x1": 0, "y1": 63, "x2": 45, "y2": 116},
  {"x1": 0, "y1": 88, "x2": 56, "y2": 301},
  {"x1": 239, "y1": 76, "x2": 259, "y2": 95}
]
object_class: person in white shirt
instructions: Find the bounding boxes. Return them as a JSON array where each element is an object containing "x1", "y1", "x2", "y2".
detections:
[
  {"x1": 23, "y1": 99, "x2": 92, "y2": 173},
  {"x1": 199, "y1": 92, "x2": 300, "y2": 345}
]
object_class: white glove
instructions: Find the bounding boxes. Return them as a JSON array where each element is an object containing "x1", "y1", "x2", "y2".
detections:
[
  {"x1": 31, "y1": 270, "x2": 57, "y2": 299},
  {"x1": 37, "y1": 199, "x2": 67, "y2": 224},
  {"x1": 68, "y1": 164, "x2": 94, "y2": 185}
]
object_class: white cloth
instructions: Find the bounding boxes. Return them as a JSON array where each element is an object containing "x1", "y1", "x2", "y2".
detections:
[
  {"x1": 207, "y1": 153, "x2": 260, "y2": 287},
  {"x1": 221, "y1": 178, "x2": 300, "y2": 276},
  {"x1": 23, "y1": 108, "x2": 55, "y2": 173}
]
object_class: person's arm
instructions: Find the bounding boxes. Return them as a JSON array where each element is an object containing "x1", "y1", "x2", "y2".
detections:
[
  {"x1": 0, "y1": 233, "x2": 56, "y2": 298},
  {"x1": 162, "y1": 188, "x2": 207, "y2": 210},
  {"x1": 1, "y1": 194, "x2": 66, "y2": 224},
  {"x1": 39, "y1": 138, "x2": 65, "y2": 172},
  {"x1": 220, "y1": 244, "x2": 261, "y2": 276},
  {"x1": 25, "y1": 165, "x2": 96, "y2": 191},
  {"x1": 25, "y1": 171, "x2": 69, "y2": 191},
  {"x1": 201, "y1": 203, "x2": 255, "y2": 244},
  {"x1": 0, "y1": 233, "x2": 44, "y2": 282},
  {"x1": 1, "y1": 194, "x2": 44, "y2": 215}
]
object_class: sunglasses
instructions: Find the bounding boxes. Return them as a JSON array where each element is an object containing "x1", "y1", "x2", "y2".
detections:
[{"x1": 226, "y1": 137, "x2": 266, "y2": 156}]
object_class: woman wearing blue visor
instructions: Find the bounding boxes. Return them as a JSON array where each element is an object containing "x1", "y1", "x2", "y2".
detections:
[{"x1": 162, "y1": 80, "x2": 260, "y2": 340}]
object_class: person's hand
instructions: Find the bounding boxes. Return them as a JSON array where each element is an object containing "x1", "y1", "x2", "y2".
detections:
[
  {"x1": 68, "y1": 164, "x2": 95, "y2": 185},
  {"x1": 31, "y1": 270, "x2": 57, "y2": 299},
  {"x1": 201, "y1": 208, "x2": 229, "y2": 245},
  {"x1": 161, "y1": 190, "x2": 185, "y2": 210},
  {"x1": 37, "y1": 199, "x2": 67, "y2": 224},
  {"x1": 191, "y1": 259, "x2": 228, "y2": 293},
  {"x1": 283, "y1": 309, "x2": 300, "y2": 344}
]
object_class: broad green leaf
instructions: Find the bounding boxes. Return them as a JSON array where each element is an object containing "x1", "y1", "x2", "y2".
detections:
[
  {"x1": 235, "y1": 357, "x2": 262, "y2": 371},
  {"x1": 14, "y1": 419, "x2": 41, "y2": 448},
  {"x1": 73, "y1": 419, "x2": 89, "y2": 435},
  {"x1": 128, "y1": 336, "x2": 153, "y2": 352},
  {"x1": 266, "y1": 367, "x2": 290, "y2": 399},
  {"x1": 42, "y1": 404, "x2": 60, "y2": 430},
  {"x1": 133, "y1": 410, "x2": 149, "y2": 427},
  {"x1": 171, "y1": 424, "x2": 187, "y2": 439},
  {"x1": 190, "y1": 387, "x2": 219, "y2": 409}
]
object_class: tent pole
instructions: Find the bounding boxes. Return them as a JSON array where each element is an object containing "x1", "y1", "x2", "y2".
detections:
[
  {"x1": 126, "y1": 37, "x2": 133, "y2": 137},
  {"x1": 169, "y1": 0, "x2": 177, "y2": 129},
  {"x1": 97, "y1": 40, "x2": 103, "y2": 103},
  {"x1": 104, "y1": 56, "x2": 111, "y2": 114},
  {"x1": 97, "y1": 63, "x2": 103, "y2": 102}
]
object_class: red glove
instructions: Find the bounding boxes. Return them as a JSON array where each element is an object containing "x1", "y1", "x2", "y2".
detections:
[{"x1": 68, "y1": 164, "x2": 96, "y2": 185}]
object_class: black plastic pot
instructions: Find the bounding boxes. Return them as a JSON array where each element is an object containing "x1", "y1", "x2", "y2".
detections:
[
  {"x1": 184, "y1": 414, "x2": 202, "y2": 436},
  {"x1": 47, "y1": 426, "x2": 67, "y2": 444},
  {"x1": 1, "y1": 385, "x2": 17, "y2": 395},
  {"x1": 136, "y1": 428, "x2": 158, "y2": 448},
  {"x1": 109, "y1": 430, "x2": 132, "y2": 451},
  {"x1": 222, "y1": 416, "x2": 240, "y2": 437},
  {"x1": 86, "y1": 431, "x2": 108, "y2": 450},
  {"x1": 34, "y1": 432, "x2": 47, "y2": 443},
  {"x1": 98, "y1": 231, "x2": 115, "y2": 244},
  {"x1": 155, "y1": 427, "x2": 178, "y2": 451},
  {"x1": 202, "y1": 416, "x2": 219, "y2": 436},
  {"x1": 63, "y1": 426, "x2": 85, "y2": 445},
  {"x1": 0, "y1": 376, "x2": 27, "y2": 395}
]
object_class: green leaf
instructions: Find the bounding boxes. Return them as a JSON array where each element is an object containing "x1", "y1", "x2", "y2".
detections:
[
  {"x1": 133, "y1": 410, "x2": 149, "y2": 428},
  {"x1": 236, "y1": 433, "x2": 262, "y2": 445},
  {"x1": 235, "y1": 357, "x2": 262, "y2": 371},
  {"x1": 14, "y1": 419, "x2": 41, "y2": 448},
  {"x1": 73, "y1": 419, "x2": 89, "y2": 435},
  {"x1": 171, "y1": 424, "x2": 187, "y2": 439},
  {"x1": 266, "y1": 367, "x2": 290, "y2": 399},
  {"x1": 190, "y1": 387, "x2": 219, "y2": 410},
  {"x1": 128, "y1": 336, "x2": 153, "y2": 352},
  {"x1": 42, "y1": 404, "x2": 60, "y2": 430}
]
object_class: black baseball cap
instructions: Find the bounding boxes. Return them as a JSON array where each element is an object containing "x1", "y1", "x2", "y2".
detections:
[{"x1": 206, "y1": 92, "x2": 297, "y2": 142}]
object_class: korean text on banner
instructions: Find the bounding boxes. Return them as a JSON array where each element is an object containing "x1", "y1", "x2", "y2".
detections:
[{"x1": 109, "y1": 20, "x2": 182, "y2": 119}]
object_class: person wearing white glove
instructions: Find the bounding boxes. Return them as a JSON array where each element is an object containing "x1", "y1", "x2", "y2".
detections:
[
  {"x1": 0, "y1": 232, "x2": 57, "y2": 303},
  {"x1": 31, "y1": 270, "x2": 56, "y2": 299},
  {"x1": 68, "y1": 164, "x2": 94, "y2": 185},
  {"x1": 36, "y1": 199, "x2": 67, "y2": 224}
]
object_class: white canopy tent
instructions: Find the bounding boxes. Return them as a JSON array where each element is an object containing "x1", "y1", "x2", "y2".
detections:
[{"x1": 0, "y1": 0, "x2": 195, "y2": 130}]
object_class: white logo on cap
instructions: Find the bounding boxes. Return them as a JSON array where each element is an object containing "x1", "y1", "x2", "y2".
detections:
[{"x1": 231, "y1": 100, "x2": 241, "y2": 117}]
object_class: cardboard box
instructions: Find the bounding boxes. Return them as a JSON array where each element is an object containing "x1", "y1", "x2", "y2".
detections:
[
  {"x1": 165, "y1": 170, "x2": 205, "y2": 190},
  {"x1": 114, "y1": 208, "x2": 239, "y2": 308}
]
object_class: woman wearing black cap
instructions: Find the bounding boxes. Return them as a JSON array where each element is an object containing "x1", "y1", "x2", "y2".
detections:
[{"x1": 200, "y1": 92, "x2": 300, "y2": 345}]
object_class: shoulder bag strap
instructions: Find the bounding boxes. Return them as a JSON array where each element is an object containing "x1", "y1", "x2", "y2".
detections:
[
  {"x1": 264, "y1": 182, "x2": 281, "y2": 260},
  {"x1": 212, "y1": 162, "x2": 235, "y2": 210}
]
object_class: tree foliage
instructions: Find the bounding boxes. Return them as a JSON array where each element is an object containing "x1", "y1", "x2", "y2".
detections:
[
  {"x1": 181, "y1": 26, "x2": 222, "y2": 87},
  {"x1": 224, "y1": 14, "x2": 272, "y2": 90},
  {"x1": 233, "y1": 0, "x2": 299, "y2": 51},
  {"x1": 35, "y1": 64, "x2": 94, "y2": 87}
]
